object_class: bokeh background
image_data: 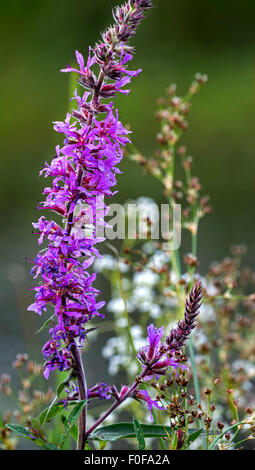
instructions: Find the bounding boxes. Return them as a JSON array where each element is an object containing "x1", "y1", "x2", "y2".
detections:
[{"x1": 0, "y1": 0, "x2": 255, "y2": 447}]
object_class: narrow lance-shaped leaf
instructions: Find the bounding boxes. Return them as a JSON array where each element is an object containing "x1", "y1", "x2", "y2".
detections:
[
  {"x1": 6, "y1": 424, "x2": 59, "y2": 450},
  {"x1": 39, "y1": 375, "x2": 72, "y2": 425},
  {"x1": 61, "y1": 415, "x2": 78, "y2": 443},
  {"x1": 59, "y1": 400, "x2": 87, "y2": 448},
  {"x1": 6, "y1": 424, "x2": 31, "y2": 438},
  {"x1": 90, "y1": 422, "x2": 212, "y2": 442},
  {"x1": 36, "y1": 315, "x2": 55, "y2": 334}
]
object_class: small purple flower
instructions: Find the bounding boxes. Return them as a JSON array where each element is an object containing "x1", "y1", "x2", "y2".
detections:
[
  {"x1": 137, "y1": 324, "x2": 165, "y2": 363},
  {"x1": 135, "y1": 390, "x2": 165, "y2": 420},
  {"x1": 88, "y1": 383, "x2": 112, "y2": 401},
  {"x1": 61, "y1": 48, "x2": 96, "y2": 77}
]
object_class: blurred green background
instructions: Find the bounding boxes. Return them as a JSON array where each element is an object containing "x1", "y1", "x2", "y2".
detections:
[{"x1": 0, "y1": 0, "x2": 255, "y2": 431}]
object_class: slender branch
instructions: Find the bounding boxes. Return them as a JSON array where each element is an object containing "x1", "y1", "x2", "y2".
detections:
[{"x1": 84, "y1": 366, "x2": 150, "y2": 442}]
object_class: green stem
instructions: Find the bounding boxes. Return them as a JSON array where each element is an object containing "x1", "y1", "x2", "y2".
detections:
[{"x1": 209, "y1": 421, "x2": 244, "y2": 450}]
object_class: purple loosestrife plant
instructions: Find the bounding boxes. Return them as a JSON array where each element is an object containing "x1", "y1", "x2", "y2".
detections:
[
  {"x1": 27, "y1": 0, "x2": 203, "y2": 450},
  {"x1": 28, "y1": 0, "x2": 156, "y2": 378},
  {"x1": 28, "y1": 0, "x2": 153, "y2": 450}
]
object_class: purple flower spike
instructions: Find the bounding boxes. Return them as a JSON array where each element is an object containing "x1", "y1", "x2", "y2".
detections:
[
  {"x1": 137, "y1": 284, "x2": 202, "y2": 381},
  {"x1": 28, "y1": 0, "x2": 153, "y2": 380},
  {"x1": 166, "y1": 282, "x2": 203, "y2": 351}
]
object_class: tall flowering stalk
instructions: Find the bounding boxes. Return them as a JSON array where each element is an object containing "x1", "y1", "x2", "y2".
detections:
[
  {"x1": 27, "y1": 0, "x2": 204, "y2": 450},
  {"x1": 28, "y1": 0, "x2": 153, "y2": 450}
]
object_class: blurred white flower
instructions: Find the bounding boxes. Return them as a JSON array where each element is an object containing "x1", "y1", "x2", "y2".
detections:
[
  {"x1": 133, "y1": 269, "x2": 159, "y2": 286},
  {"x1": 107, "y1": 298, "x2": 125, "y2": 314},
  {"x1": 116, "y1": 317, "x2": 128, "y2": 328},
  {"x1": 118, "y1": 259, "x2": 130, "y2": 273},
  {"x1": 108, "y1": 356, "x2": 122, "y2": 375},
  {"x1": 199, "y1": 303, "x2": 216, "y2": 322},
  {"x1": 94, "y1": 254, "x2": 116, "y2": 272},
  {"x1": 130, "y1": 325, "x2": 143, "y2": 338},
  {"x1": 192, "y1": 329, "x2": 209, "y2": 349},
  {"x1": 137, "y1": 300, "x2": 153, "y2": 313},
  {"x1": 132, "y1": 286, "x2": 154, "y2": 302},
  {"x1": 147, "y1": 250, "x2": 170, "y2": 270},
  {"x1": 232, "y1": 360, "x2": 255, "y2": 378},
  {"x1": 205, "y1": 280, "x2": 219, "y2": 297},
  {"x1": 142, "y1": 241, "x2": 156, "y2": 255},
  {"x1": 149, "y1": 303, "x2": 162, "y2": 319},
  {"x1": 102, "y1": 337, "x2": 126, "y2": 358}
]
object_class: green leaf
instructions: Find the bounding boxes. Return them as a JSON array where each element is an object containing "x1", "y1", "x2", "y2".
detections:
[
  {"x1": 61, "y1": 415, "x2": 78, "y2": 442},
  {"x1": 39, "y1": 375, "x2": 71, "y2": 425},
  {"x1": 59, "y1": 400, "x2": 87, "y2": 448},
  {"x1": 56, "y1": 379, "x2": 69, "y2": 397},
  {"x1": 94, "y1": 440, "x2": 108, "y2": 450},
  {"x1": 90, "y1": 423, "x2": 211, "y2": 443},
  {"x1": 86, "y1": 327, "x2": 100, "y2": 335},
  {"x1": 6, "y1": 424, "x2": 31, "y2": 438},
  {"x1": 187, "y1": 428, "x2": 203, "y2": 445},
  {"x1": 209, "y1": 421, "x2": 243, "y2": 450},
  {"x1": 171, "y1": 431, "x2": 178, "y2": 450},
  {"x1": 133, "y1": 419, "x2": 146, "y2": 450},
  {"x1": 6, "y1": 423, "x2": 59, "y2": 450},
  {"x1": 85, "y1": 442, "x2": 92, "y2": 450},
  {"x1": 36, "y1": 315, "x2": 55, "y2": 334},
  {"x1": 39, "y1": 403, "x2": 65, "y2": 425},
  {"x1": 90, "y1": 423, "x2": 173, "y2": 442}
]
